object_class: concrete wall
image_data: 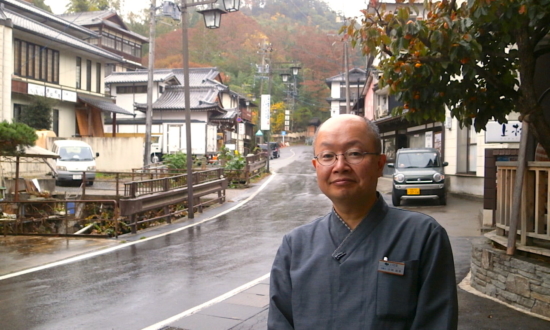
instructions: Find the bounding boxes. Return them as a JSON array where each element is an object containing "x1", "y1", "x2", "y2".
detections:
[
  {"x1": 471, "y1": 241, "x2": 550, "y2": 319},
  {"x1": 45, "y1": 137, "x2": 144, "y2": 172}
]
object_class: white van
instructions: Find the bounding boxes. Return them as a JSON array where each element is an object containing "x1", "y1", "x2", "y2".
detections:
[{"x1": 52, "y1": 140, "x2": 99, "y2": 185}]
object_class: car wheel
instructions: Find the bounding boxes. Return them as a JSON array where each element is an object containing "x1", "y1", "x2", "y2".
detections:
[
  {"x1": 392, "y1": 189, "x2": 401, "y2": 206},
  {"x1": 87, "y1": 181, "x2": 94, "y2": 186},
  {"x1": 439, "y1": 193, "x2": 447, "y2": 206}
]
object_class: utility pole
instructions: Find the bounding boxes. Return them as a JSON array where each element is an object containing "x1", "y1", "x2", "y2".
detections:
[
  {"x1": 344, "y1": 39, "x2": 351, "y2": 114},
  {"x1": 144, "y1": 0, "x2": 156, "y2": 167},
  {"x1": 257, "y1": 40, "x2": 272, "y2": 172}
]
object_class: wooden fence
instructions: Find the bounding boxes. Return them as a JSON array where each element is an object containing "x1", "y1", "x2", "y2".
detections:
[{"x1": 496, "y1": 161, "x2": 550, "y2": 251}]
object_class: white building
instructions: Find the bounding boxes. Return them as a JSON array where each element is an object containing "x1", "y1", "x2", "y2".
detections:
[{"x1": 0, "y1": 0, "x2": 132, "y2": 137}]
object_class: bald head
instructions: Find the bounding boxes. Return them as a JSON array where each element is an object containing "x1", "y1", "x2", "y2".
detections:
[{"x1": 313, "y1": 115, "x2": 381, "y2": 155}]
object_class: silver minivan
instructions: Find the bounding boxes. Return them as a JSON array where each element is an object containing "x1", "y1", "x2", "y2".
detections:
[
  {"x1": 52, "y1": 140, "x2": 99, "y2": 186},
  {"x1": 388, "y1": 148, "x2": 448, "y2": 206}
]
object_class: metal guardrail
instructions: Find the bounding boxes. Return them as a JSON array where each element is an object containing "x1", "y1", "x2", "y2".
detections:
[{"x1": 496, "y1": 161, "x2": 550, "y2": 250}]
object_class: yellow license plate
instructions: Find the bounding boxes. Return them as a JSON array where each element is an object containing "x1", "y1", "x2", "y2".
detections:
[{"x1": 407, "y1": 188, "x2": 420, "y2": 195}]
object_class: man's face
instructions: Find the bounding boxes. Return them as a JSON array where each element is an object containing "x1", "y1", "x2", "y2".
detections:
[{"x1": 312, "y1": 116, "x2": 386, "y2": 205}]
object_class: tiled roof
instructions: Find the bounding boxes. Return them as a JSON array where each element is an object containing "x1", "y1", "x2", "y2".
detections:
[
  {"x1": 169, "y1": 68, "x2": 225, "y2": 88},
  {"x1": 59, "y1": 10, "x2": 148, "y2": 42},
  {"x1": 326, "y1": 68, "x2": 368, "y2": 83},
  {"x1": 58, "y1": 10, "x2": 116, "y2": 26},
  {"x1": 105, "y1": 68, "x2": 225, "y2": 88},
  {"x1": 137, "y1": 85, "x2": 223, "y2": 112},
  {"x1": 5, "y1": 10, "x2": 123, "y2": 62},
  {"x1": 78, "y1": 94, "x2": 134, "y2": 115},
  {"x1": 105, "y1": 71, "x2": 179, "y2": 84},
  {"x1": 210, "y1": 109, "x2": 239, "y2": 122},
  {"x1": 1, "y1": 0, "x2": 97, "y2": 39}
]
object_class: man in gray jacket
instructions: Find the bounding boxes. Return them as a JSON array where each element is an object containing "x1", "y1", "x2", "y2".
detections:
[{"x1": 268, "y1": 114, "x2": 458, "y2": 329}]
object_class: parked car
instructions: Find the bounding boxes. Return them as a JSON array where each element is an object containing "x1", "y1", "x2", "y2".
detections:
[
  {"x1": 388, "y1": 148, "x2": 448, "y2": 206},
  {"x1": 259, "y1": 142, "x2": 280, "y2": 159},
  {"x1": 51, "y1": 140, "x2": 99, "y2": 186}
]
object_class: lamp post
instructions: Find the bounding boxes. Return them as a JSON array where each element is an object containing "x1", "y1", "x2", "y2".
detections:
[
  {"x1": 179, "y1": 0, "x2": 240, "y2": 219},
  {"x1": 279, "y1": 64, "x2": 300, "y2": 133},
  {"x1": 145, "y1": 0, "x2": 182, "y2": 167}
]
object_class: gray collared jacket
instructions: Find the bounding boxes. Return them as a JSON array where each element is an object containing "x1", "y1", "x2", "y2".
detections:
[{"x1": 268, "y1": 195, "x2": 458, "y2": 329}]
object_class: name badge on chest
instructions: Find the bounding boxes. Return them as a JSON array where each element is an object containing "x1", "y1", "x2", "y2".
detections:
[{"x1": 378, "y1": 259, "x2": 405, "y2": 276}]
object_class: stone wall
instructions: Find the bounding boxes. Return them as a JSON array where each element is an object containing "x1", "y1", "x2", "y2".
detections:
[{"x1": 471, "y1": 241, "x2": 550, "y2": 319}]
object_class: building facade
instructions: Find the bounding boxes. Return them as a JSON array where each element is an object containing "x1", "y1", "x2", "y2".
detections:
[{"x1": 0, "y1": 0, "x2": 132, "y2": 138}]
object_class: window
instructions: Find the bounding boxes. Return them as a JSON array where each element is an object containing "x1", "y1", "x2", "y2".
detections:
[
  {"x1": 14, "y1": 40, "x2": 21, "y2": 75},
  {"x1": 86, "y1": 60, "x2": 92, "y2": 91},
  {"x1": 13, "y1": 104, "x2": 27, "y2": 122},
  {"x1": 76, "y1": 57, "x2": 82, "y2": 89},
  {"x1": 116, "y1": 85, "x2": 147, "y2": 94},
  {"x1": 100, "y1": 32, "x2": 142, "y2": 58},
  {"x1": 13, "y1": 39, "x2": 59, "y2": 83},
  {"x1": 53, "y1": 109, "x2": 59, "y2": 136},
  {"x1": 457, "y1": 126, "x2": 477, "y2": 173},
  {"x1": 96, "y1": 63, "x2": 102, "y2": 93}
]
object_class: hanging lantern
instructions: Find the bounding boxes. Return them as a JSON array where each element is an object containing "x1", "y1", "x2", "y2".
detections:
[
  {"x1": 280, "y1": 72, "x2": 291, "y2": 82},
  {"x1": 197, "y1": 7, "x2": 227, "y2": 29},
  {"x1": 222, "y1": 0, "x2": 241, "y2": 12},
  {"x1": 291, "y1": 65, "x2": 301, "y2": 76}
]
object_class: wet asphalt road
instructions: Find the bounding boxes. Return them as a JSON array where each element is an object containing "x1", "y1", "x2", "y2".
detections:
[
  {"x1": 0, "y1": 146, "x2": 328, "y2": 330},
  {"x1": 1, "y1": 145, "x2": 549, "y2": 329}
]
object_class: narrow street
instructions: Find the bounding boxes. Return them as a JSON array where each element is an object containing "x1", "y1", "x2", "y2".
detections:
[{"x1": 0, "y1": 146, "x2": 548, "y2": 330}]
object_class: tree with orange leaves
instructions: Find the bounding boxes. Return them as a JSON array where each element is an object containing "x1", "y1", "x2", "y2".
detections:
[{"x1": 343, "y1": 0, "x2": 550, "y2": 156}]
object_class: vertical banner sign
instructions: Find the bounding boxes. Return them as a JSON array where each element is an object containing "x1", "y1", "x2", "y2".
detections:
[{"x1": 261, "y1": 94, "x2": 271, "y2": 131}]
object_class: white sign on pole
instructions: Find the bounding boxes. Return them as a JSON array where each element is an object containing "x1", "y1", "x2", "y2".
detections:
[
  {"x1": 261, "y1": 94, "x2": 271, "y2": 131},
  {"x1": 238, "y1": 122, "x2": 245, "y2": 136}
]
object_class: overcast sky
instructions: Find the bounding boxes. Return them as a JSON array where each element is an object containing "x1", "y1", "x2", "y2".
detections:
[{"x1": 44, "y1": 0, "x2": 368, "y2": 18}]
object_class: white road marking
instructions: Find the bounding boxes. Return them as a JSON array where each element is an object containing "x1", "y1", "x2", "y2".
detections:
[
  {"x1": 141, "y1": 273, "x2": 271, "y2": 330},
  {"x1": 0, "y1": 174, "x2": 276, "y2": 282}
]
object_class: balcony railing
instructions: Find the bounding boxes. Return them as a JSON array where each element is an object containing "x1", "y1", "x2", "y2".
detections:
[{"x1": 496, "y1": 161, "x2": 550, "y2": 252}]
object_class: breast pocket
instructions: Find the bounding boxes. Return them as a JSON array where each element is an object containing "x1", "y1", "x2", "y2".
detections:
[{"x1": 376, "y1": 260, "x2": 419, "y2": 319}]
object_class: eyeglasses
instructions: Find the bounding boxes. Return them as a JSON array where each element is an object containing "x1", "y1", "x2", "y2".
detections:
[{"x1": 314, "y1": 149, "x2": 380, "y2": 166}]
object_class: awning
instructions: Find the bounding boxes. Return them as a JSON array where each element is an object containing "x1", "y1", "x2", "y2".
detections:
[{"x1": 77, "y1": 94, "x2": 133, "y2": 116}]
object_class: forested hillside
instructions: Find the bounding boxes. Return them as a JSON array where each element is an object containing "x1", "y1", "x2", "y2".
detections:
[{"x1": 129, "y1": 0, "x2": 367, "y2": 131}]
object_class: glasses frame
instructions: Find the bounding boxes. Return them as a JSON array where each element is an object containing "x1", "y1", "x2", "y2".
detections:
[{"x1": 313, "y1": 150, "x2": 380, "y2": 166}]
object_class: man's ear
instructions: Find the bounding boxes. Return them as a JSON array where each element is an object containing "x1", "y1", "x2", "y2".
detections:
[{"x1": 312, "y1": 158, "x2": 318, "y2": 169}]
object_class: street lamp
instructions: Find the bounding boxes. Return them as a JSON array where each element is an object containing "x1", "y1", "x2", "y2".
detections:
[
  {"x1": 145, "y1": 0, "x2": 182, "y2": 168},
  {"x1": 180, "y1": 0, "x2": 240, "y2": 219},
  {"x1": 280, "y1": 72, "x2": 290, "y2": 82},
  {"x1": 197, "y1": 6, "x2": 226, "y2": 28}
]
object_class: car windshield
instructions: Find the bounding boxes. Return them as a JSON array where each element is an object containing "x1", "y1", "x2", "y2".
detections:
[
  {"x1": 397, "y1": 152, "x2": 440, "y2": 168},
  {"x1": 59, "y1": 146, "x2": 94, "y2": 161}
]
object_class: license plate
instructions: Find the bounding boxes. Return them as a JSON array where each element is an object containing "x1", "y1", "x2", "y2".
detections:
[
  {"x1": 73, "y1": 174, "x2": 82, "y2": 180},
  {"x1": 407, "y1": 188, "x2": 420, "y2": 195}
]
